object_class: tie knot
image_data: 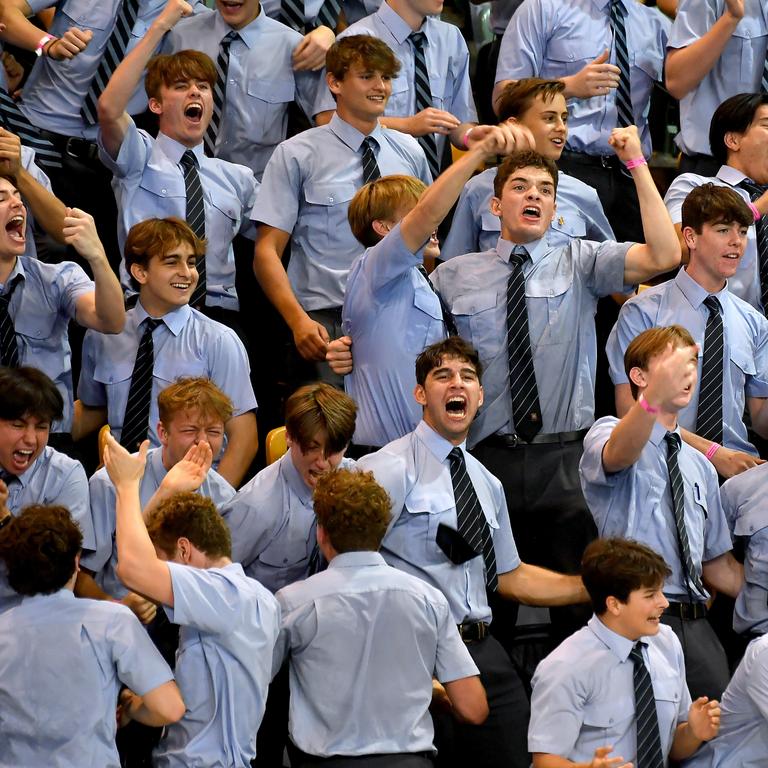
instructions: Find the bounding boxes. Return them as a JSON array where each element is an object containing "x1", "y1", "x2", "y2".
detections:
[
  {"x1": 448, "y1": 446, "x2": 464, "y2": 466},
  {"x1": 221, "y1": 30, "x2": 239, "y2": 46},
  {"x1": 738, "y1": 178, "x2": 766, "y2": 200},
  {"x1": 143, "y1": 317, "x2": 162, "y2": 333},
  {"x1": 629, "y1": 641, "x2": 646, "y2": 663},
  {"x1": 703, "y1": 295, "x2": 721, "y2": 314},
  {"x1": 664, "y1": 431, "x2": 681, "y2": 452},
  {"x1": 510, "y1": 247, "x2": 528, "y2": 269},
  {"x1": 610, "y1": 0, "x2": 626, "y2": 15},
  {"x1": 180, "y1": 150, "x2": 198, "y2": 170},
  {"x1": 361, "y1": 136, "x2": 378, "y2": 153},
  {"x1": 409, "y1": 31, "x2": 427, "y2": 50}
]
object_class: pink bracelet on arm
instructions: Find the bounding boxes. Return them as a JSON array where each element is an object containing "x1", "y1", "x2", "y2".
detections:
[
  {"x1": 624, "y1": 157, "x2": 647, "y2": 171},
  {"x1": 638, "y1": 394, "x2": 659, "y2": 415},
  {"x1": 705, "y1": 442, "x2": 721, "y2": 461},
  {"x1": 747, "y1": 201, "x2": 762, "y2": 222}
]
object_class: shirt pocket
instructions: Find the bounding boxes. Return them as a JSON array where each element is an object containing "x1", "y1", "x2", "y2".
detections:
[
  {"x1": 631, "y1": 50, "x2": 663, "y2": 83},
  {"x1": 246, "y1": 77, "x2": 294, "y2": 144},
  {"x1": 404, "y1": 485, "x2": 456, "y2": 564},
  {"x1": 684, "y1": 476, "x2": 708, "y2": 562},
  {"x1": 451, "y1": 290, "x2": 502, "y2": 363},
  {"x1": 208, "y1": 190, "x2": 243, "y2": 246},
  {"x1": 549, "y1": 212, "x2": 586, "y2": 248},
  {"x1": 525, "y1": 271, "x2": 576, "y2": 346},
  {"x1": 62, "y1": 0, "x2": 116, "y2": 29},
  {"x1": 389, "y1": 75, "x2": 412, "y2": 115},
  {"x1": 724, "y1": 15, "x2": 768, "y2": 83},
  {"x1": 545, "y1": 38, "x2": 599, "y2": 77},
  {"x1": 582, "y1": 692, "x2": 635, "y2": 740},
  {"x1": 651, "y1": 672, "x2": 683, "y2": 741},
  {"x1": 138, "y1": 168, "x2": 187, "y2": 207},
  {"x1": 15, "y1": 307, "x2": 64, "y2": 377},
  {"x1": 404, "y1": 287, "x2": 444, "y2": 355},
  {"x1": 302, "y1": 182, "x2": 357, "y2": 256},
  {"x1": 154, "y1": 355, "x2": 207, "y2": 387}
]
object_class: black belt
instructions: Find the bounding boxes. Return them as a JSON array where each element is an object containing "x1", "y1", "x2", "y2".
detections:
[
  {"x1": 457, "y1": 621, "x2": 490, "y2": 643},
  {"x1": 36, "y1": 128, "x2": 101, "y2": 163},
  {"x1": 481, "y1": 428, "x2": 588, "y2": 448},
  {"x1": 560, "y1": 149, "x2": 627, "y2": 173},
  {"x1": 663, "y1": 601, "x2": 708, "y2": 620}
]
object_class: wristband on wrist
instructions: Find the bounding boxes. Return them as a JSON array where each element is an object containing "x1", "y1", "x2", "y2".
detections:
[
  {"x1": 705, "y1": 442, "x2": 721, "y2": 461},
  {"x1": 638, "y1": 394, "x2": 660, "y2": 415},
  {"x1": 462, "y1": 126, "x2": 475, "y2": 150},
  {"x1": 624, "y1": 157, "x2": 647, "y2": 170},
  {"x1": 35, "y1": 34, "x2": 57, "y2": 57},
  {"x1": 747, "y1": 201, "x2": 762, "y2": 222}
]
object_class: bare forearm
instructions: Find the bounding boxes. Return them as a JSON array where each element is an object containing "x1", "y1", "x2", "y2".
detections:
[
  {"x1": 379, "y1": 115, "x2": 416, "y2": 135},
  {"x1": 72, "y1": 402, "x2": 107, "y2": 441},
  {"x1": 669, "y1": 722, "x2": 703, "y2": 761},
  {"x1": 89, "y1": 254, "x2": 126, "y2": 332},
  {"x1": 74, "y1": 570, "x2": 113, "y2": 601},
  {"x1": 253, "y1": 244, "x2": 309, "y2": 331},
  {"x1": 449, "y1": 122, "x2": 476, "y2": 150},
  {"x1": 16, "y1": 167, "x2": 67, "y2": 242},
  {"x1": 114, "y1": 484, "x2": 160, "y2": 588},
  {"x1": 601, "y1": 400, "x2": 656, "y2": 472},
  {"x1": 702, "y1": 554, "x2": 743, "y2": 599},
  {"x1": 499, "y1": 564, "x2": 588, "y2": 606},
  {"x1": 217, "y1": 412, "x2": 257, "y2": 487},
  {"x1": 634, "y1": 164, "x2": 681, "y2": 274},
  {"x1": 0, "y1": 1, "x2": 50, "y2": 51}
]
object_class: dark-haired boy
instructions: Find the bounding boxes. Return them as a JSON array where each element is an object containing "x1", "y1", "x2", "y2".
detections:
[
  {"x1": 529, "y1": 537, "x2": 720, "y2": 767},
  {"x1": 0, "y1": 366, "x2": 97, "y2": 611},
  {"x1": 360, "y1": 337, "x2": 588, "y2": 768},
  {"x1": 77, "y1": 217, "x2": 257, "y2": 488},
  {"x1": 442, "y1": 78, "x2": 613, "y2": 260},
  {"x1": 609, "y1": 184, "x2": 768, "y2": 477},
  {"x1": 97, "y1": 0, "x2": 259, "y2": 318},
  {"x1": 103, "y1": 433, "x2": 280, "y2": 767},
  {"x1": 254, "y1": 34, "x2": 430, "y2": 379},
  {"x1": 581, "y1": 325, "x2": 741, "y2": 700},
  {"x1": 274, "y1": 467, "x2": 487, "y2": 767}
]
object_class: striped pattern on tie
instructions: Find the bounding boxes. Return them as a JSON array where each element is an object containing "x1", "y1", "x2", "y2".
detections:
[
  {"x1": 763, "y1": 41, "x2": 768, "y2": 93},
  {"x1": 316, "y1": 0, "x2": 342, "y2": 30},
  {"x1": 696, "y1": 295, "x2": 724, "y2": 444},
  {"x1": 204, "y1": 31, "x2": 239, "y2": 157},
  {"x1": 179, "y1": 150, "x2": 207, "y2": 307},
  {"x1": 629, "y1": 643, "x2": 665, "y2": 768},
  {"x1": 0, "y1": 90, "x2": 62, "y2": 170},
  {"x1": 417, "y1": 264, "x2": 459, "y2": 337},
  {"x1": 0, "y1": 276, "x2": 22, "y2": 368},
  {"x1": 360, "y1": 136, "x2": 381, "y2": 186},
  {"x1": 408, "y1": 31, "x2": 440, "y2": 180},
  {"x1": 278, "y1": 0, "x2": 306, "y2": 33},
  {"x1": 506, "y1": 248, "x2": 542, "y2": 442},
  {"x1": 81, "y1": 0, "x2": 142, "y2": 125},
  {"x1": 737, "y1": 179, "x2": 768, "y2": 310},
  {"x1": 609, "y1": 0, "x2": 633, "y2": 129},
  {"x1": 664, "y1": 432, "x2": 707, "y2": 600},
  {"x1": 448, "y1": 447, "x2": 497, "y2": 590},
  {"x1": 120, "y1": 318, "x2": 162, "y2": 450}
]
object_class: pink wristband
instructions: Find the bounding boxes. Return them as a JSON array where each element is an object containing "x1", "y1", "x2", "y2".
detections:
[
  {"x1": 705, "y1": 442, "x2": 721, "y2": 461},
  {"x1": 462, "y1": 127, "x2": 474, "y2": 150},
  {"x1": 638, "y1": 394, "x2": 659, "y2": 415},
  {"x1": 624, "y1": 157, "x2": 647, "y2": 170},
  {"x1": 748, "y1": 201, "x2": 762, "y2": 222}
]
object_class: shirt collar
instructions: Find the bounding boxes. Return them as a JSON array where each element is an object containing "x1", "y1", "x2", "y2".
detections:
[
  {"x1": 281, "y1": 448, "x2": 314, "y2": 506},
  {"x1": 647, "y1": 418, "x2": 677, "y2": 447},
  {"x1": 674, "y1": 265, "x2": 729, "y2": 311},
  {"x1": 328, "y1": 113, "x2": 384, "y2": 152},
  {"x1": 495, "y1": 235, "x2": 549, "y2": 266},
  {"x1": 588, "y1": 614, "x2": 643, "y2": 663},
  {"x1": 415, "y1": 419, "x2": 467, "y2": 464},
  {"x1": 156, "y1": 132, "x2": 205, "y2": 165},
  {"x1": 717, "y1": 165, "x2": 749, "y2": 186},
  {"x1": 329, "y1": 551, "x2": 387, "y2": 569},
  {"x1": 593, "y1": 0, "x2": 629, "y2": 11},
  {"x1": 376, "y1": 0, "x2": 422, "y2": 43},
  {"x1": 223, "y1": 9, "x2": 264, "y2": 47},
  {"x1": 133, "y1": 301, "x2": 191, "y2": 336},
  {"x1": 0, "y1": 255, "x2": 25, "y2": 292},
  {"x1": 146, "y1": 446, "x2": 168, "y2": 483},
  {"x1": 21, "y1": 588, "x2": 76, "y2": 607}
]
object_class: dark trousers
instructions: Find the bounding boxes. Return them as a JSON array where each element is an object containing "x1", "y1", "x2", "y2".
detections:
[
  {"x1": 660, "y1": 613, "x2": 730, "y2": 701},
  {"x1": 253, "y1": 663, "x2": 290, "y2": 768},
  {"x1": 432, "y1": 634, "x2": 530, "y2": 768},
  {"x1": 471, "y1": 438, "x2": 595, "y2": 650},
  {"x1": 283, "y1": 307, "x2": 344, "y2": 390},
  {"x1": 678, "y1": 152, "x2": 720, "y2": 179}
]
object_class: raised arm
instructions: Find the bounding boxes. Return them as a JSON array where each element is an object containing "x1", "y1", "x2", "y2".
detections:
[
  {"x1": 97, "y1": 0, "x2": 193, "y2": 159},
  {"x1": 614, "y1": 127, "x2": 681, "y2": 283}
]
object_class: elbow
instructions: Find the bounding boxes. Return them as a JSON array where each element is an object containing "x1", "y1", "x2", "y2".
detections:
[
  {"x1": 664, "y1": 73, "x2": 687, "y2": 102},
  {"x1": 164, "y1": 690, "x2": 187, "y2": 725},
  {"x1": 96, "y1": 94, "x2": 123, "y2": 126},
  {"x1": 102, "y1": 313, "x2": 127, "y2": 334},
  {"x1": 455, "y1": 695, "x2": 489, "y2": 725},
  {"x1": 115, "y1": 559, "x2": 140, "y2": 592}
]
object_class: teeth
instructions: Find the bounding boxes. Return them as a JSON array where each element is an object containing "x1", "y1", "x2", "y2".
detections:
[{"x1": 171, "y1": 283, "x2": 190, "y2": 289}]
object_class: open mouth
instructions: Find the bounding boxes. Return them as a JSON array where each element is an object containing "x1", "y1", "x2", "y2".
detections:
[
  {"x1": 445, "y1": 396, "x2": 467, "y2": 419},
  {"x1": 722, "y1": 252, "x2": 740, "y2": 260},
  {"x1": 550, "y1": 137, "x2": 564, "y2": 146},
  {"x1": 184, "y1": 103, "x2": 204, "y2": 123},
  {"x1": 522, "y1": 206, "x2": 541, "y2": 220},
  {"x1": 219, "y1": 0, "x2": 243, "y2": 7},
  {"x1": 5, "y1": 214, "x2": 25, "y2": 242},
  {"x1": 170, "y1": 281, "x2": 191, "y2": 291},
  {"x1": 12, "y1": 448, "x2": 33, "y2": 469}
]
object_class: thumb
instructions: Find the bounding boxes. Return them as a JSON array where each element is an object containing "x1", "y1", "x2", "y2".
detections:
[
  {"x1": 593, "y1": 49, "x2": 610, "y2": 65},
  {"x1": 341, "y1": 335, "x2": 352, "y2": 347}
]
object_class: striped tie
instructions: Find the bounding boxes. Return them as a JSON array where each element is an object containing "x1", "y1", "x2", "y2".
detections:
[
  {"x1": 408, "y1": 32, "x2": 440, "y2": 180},
  {"x1": 664, "y1": 432, "x2": 707, "y2": 599},
  {"x1": 120, "y1": 317, "x2": 162, "y2": 450},
  {"x1": 609, "y1": 0, "x2": 633, "y2": 128},
  {"x1": 629, "y1": 643, "x2": 665, "y2": 768},
  {"x1": 316, "y1": 0, "x2": 342, "y2": 30},
  {"x1": 737, "y1": 179, "x2": 768, "y2": 310},
  {"x1": 81, "y1": 0, "x2": 142, "y2": 125},
  {"x1": 417, "y1": 264, "x2": 459, "y2": 337},
  {"x1": 278, "y1": 0, "x2": 305, "y2": 32},
  {"x1": 360, "y1": 136, "x2": 380, "y2": 185},
  {"x1": 762, "y1": 39, "x2": 768, "y2": 93},
  {"x1": 448, "y1": 447, "x2": 497, "y2": 590},
  {"x1": 0, "y1": 275, "x2": 22, "y2": 368},
  {"x1": 506, "y1": 247, "x2": 541, "y2": 442},
  {"x1": 0, "y1": 90, "x2": 62, "y2": 171},
  {"x1": 204, "y1": 31, "x2": 239, "y2": 157},
  {"x1": 179, "y1": 150, "x2": 207, "y2": 308},
  {"x1": 696, "y1": 295, "x2": 723, "y2": 444}
]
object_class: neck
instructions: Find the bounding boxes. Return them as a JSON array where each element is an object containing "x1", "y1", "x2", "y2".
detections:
[
  {"x1": 726, "y1": 157, "x2": 767, "y2": 185},
  {"x1": 597, "y1": 612, "x2": 640, "y2": 641},
  {"x1": 0, "y1": 254, "x2": 18, "y2": 284},
  {"x1": 138, "y1": 295, "x2": 178, "y2": 319},
  {"x1": 684, "y1": 262, "x2": 726, "y2": 295},
  {"x1": 334, "y1": 107, "x2": 379, "y2": 136},
  {"x1": 205, "y1": 555, "x2": 232, "y2": 569},
  {"x1": 386, "y1": 0, "x2": 425, "y2": 31}
]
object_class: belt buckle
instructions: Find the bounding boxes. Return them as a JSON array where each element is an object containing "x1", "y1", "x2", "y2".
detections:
[
  {"x1": 600, "y1": 155, "x2": 612, "y2": 169},
  {"x1": 65, "y1": 136, "x2": 96, "y2": 161}
]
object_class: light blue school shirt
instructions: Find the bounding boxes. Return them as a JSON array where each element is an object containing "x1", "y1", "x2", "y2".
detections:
[
  {"x1": 312, "y1": 1, "x2": 477, "y2": 161},
  {"x1": 580, "y1": 417, "x2": 733, "y2": 602},
  {"x1": 358, "y1": 421, "x2": 521, "y2": 625},
  {"x1": 431, "y1": 235, "x2": 630, "y2": 447},
  {"x1": 529, "y1": 615, "x2": 690, "y2": 763},
  {"x1": 21, "y1": 0, "x2": 204, "y2": 139},
  {"x1": 720, "y1": 463, "x2": 768, "y2": 635},
  {"x1": 342, "y1": 223, "x2": 446, "y2": 447},
  {"x1": 78, "y1": 302, "x2": 257, "y2": 447},
  {"x1": 1, "y1": 255, "x2": 93, "y2": 433},
  {"x1": 0, "y1": 590, "x2": 174, "y2": 768},
  {"x1": 441, "y1": 167, "x2": 615, "y2": 260},
  {"x1": 256, "y1": 113, "x2": 430, "y2": 310},
  {"x1": 260, "y1": 0, "x2": 381, "y2": 28},
  {"x1": 221, "y1": 450, "x2": 355, "y2": 593},
  {"x1": 606, "y1": 267, "x2": 768, "y2": 456},
  {"x1": 88, "y1": 446, "x2": 235, "y2": 599},
  {"x1": 98, "y1": 122, "x2": 259, "y2": 311},
  {"x1": 275, "y1": 550, "x2": 480, "y2": 757},
  {"x1": 155, "y1": 561, "x2": 280, "y2": 768},
  {"x1": 19, "y1": 144, "x2": 53, "y2": 260},
  {"x1": 664, "y1": 165, "x2": 763, "y2": 312},
  {"x1": 668, "y1": 0, "x2": 768, "y2": 157},
  {"x1": 495, "y1": 0, "x2": 669, "y2": 158},
  {"x1": 165, "y1": 7, "x2": 320, "y2": 181}
]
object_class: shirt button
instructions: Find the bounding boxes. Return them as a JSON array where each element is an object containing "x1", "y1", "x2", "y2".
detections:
[
  {"x1": 161, "y1": 189, "x2": 167, "y2": 195},
  {"x1": 283, "y1": 558, "x2": 288, "y2": 564},
  {"x1": 328, "y1": 196, "x2": 334, "y2": 203}
]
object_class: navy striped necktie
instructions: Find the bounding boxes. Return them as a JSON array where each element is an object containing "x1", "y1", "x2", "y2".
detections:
[
  {"x1": 408, "y1": 31, "x2": 440, "y2": 180},
  {"x1": 696, "y1": 295, "x2": 723, "y2": 444},
  {"x1": 629, "y1": 642, "x2": 665, "y2": 768},
  {"x1": 737, "y1": 179, "x2": 768, "y2": 311},
  {"x1": 360, "y1": 136, "x2": 380, "y2": 185},
  {"x1": 0, "y1": 274, "x2": 22, "y2": 368},
  {"x1": 179, "y1": 150, "x2": 207, "y2": 308},
  {"x1": 609, "y1": 0, "x2": 633, "y2": 128},
  {"x1": 0, "y1": 90, "x2": 62, "y2": 170},
  {"x1": 204, "y1": 31, "x2": 239, "y2": 157}
]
